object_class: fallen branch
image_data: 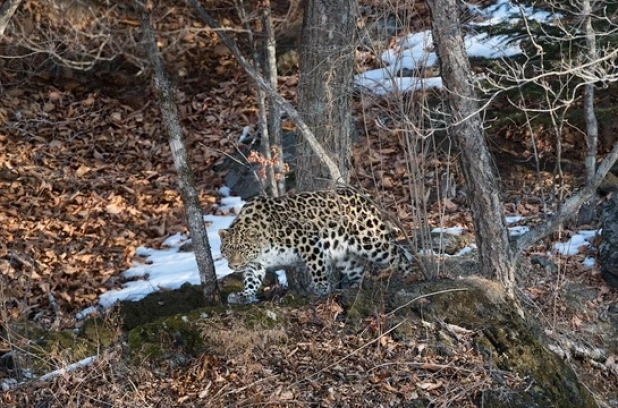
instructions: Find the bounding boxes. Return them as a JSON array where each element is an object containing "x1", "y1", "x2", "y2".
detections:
[
  {"x1": 546, "y1": 334, "x2": 617, "y2": 377},
  {"x1": 514, "y1": 140, "x2": 618, "y2": 256}
]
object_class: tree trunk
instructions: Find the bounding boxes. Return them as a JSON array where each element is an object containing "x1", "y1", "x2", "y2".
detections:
[
  {"x1": 426, "y1": 0, "x2": 515, "y2": 296},
  {"x1": 0, "y1": 0, "x2": 23, "y2": 36},
  {"x1": 262, "y1": 1, "x2": 285, "y2": 197},
  {"x1": 237, "y1": 0, "x2": 275, "y2": 196},
  {"x1": 296, "y1": 0, "x2": 355, "y2": 191},
  {"x1": 578, "y1": 0, "x2": 599, "y2": 226},
  {"x1": 600, "y1": 192, "x2": 618, "y2": 288},
  {"x1": 140, "y1": 9, "x2": 220, "y2": 305}
]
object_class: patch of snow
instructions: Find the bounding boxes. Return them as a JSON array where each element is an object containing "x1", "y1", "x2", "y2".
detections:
[
  {"x1": 508, "y1": 226, "x2": 530, "y2": 237},
  {"x1": 455, "y1": 246, "x2": 475, "y2": 256},
  {"x1": 355, "y1": 70, "x2": 442, "y2": 96},
  {"x1": 505, "y1": 215, "x2": 523, "y2": 224},
  {"x1": 577, "y1": 229, "x2": 601, "y2": 240},
  {"x1": 76, "y1": 306, "x2": 97, "y2": 320},
  {"x1": 1, "y1": 378, "x2": 18, "y2": 392},
  {"x1": 275, "y1": 269, "x2": 288, "y2": 287},
  {"x1": 469, "y1": 0, "x2": 556, "y2": 26},
  {"x1": 583, "y1": 256, "x2": 596, "y2": 269},
  {"x1": 219, "y1": 186, "x2": 231, "y2": 197},
  {"x1": 239, "y1": 126, "x2": 251, "y2": 143},
  {"x1": 431, "y1": 227, "x2": 465, "y2": 235},
  {"x1": 465, "y1": 33, "x2": 521, "y2": 59},
  {"x1": 220, "y1": 196, "x2": 245, "y2": 214},
  {"x1": 381, "y1": 31, "x2": 437, "y2": 72},
  {"x1": 356, "y1": 0, "x2": 558, "y2": 96},
  {"x1": 98, "y1": 210, "x2": 242, "y2": 308},
  {"x1": 553, "y1": 230, "x2": 600, "y2": 256},
  {"x1": 162, "y1": 232, "x2": 188, "y2": 248}
]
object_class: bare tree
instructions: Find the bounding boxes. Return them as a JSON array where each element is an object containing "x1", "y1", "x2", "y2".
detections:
[
  {"x1": 426, "y1": 0, "x2": 516, "y2": 295},
  {"x1": 261, "y1": 0, "x2": 285, "y2": 196},
  {"x1": 481, "y1": 1, "x2": 618, "y2": 224},
  {"x1": 0, "y1": 1, "x2": 148, "y2": 74},
  {"x1": 234, "y1": 0, "x2": 286, "y2": 197},
  {"x1": 425, "y1": 0, "x2": 618, "y2": 297},
  {"x1": 140, "y1": 7, "x2": 220, "y2": 305},
  {"x1": 236, "y1": 0, "x2": 278, "y2": 196},
  {"x1": 296, "y1": 0, "x2": 356, "y2": 191},
  {"x1": 579, "y1": 0, "x2": 600, "y2": 225}
]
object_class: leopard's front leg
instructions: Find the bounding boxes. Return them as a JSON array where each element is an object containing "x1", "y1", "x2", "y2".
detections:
[
  {"x1": 299, "y1": 242, "x2": 332, "y2": 296},
  {"x1": 227, "y1": 262, "x2": 266, "y2": 305}
]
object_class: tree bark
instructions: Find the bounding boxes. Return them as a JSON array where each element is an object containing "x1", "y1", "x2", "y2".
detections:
[
  {"x1": 426, "y1": 0, "x2": 515, "y2": 296},
  {"x1": 261, "y1": 1, "x2": 285, "y2": 196},
  {"x1": 237, "y1": 0, "x2": 274, "y2": 196},
  {"x1": 296, "y1": 0, "x2": 355, "y2": 191},
  {"x1": 0, "y1": 0, "x2": 23, "y2": 36},
  {"x1": 190, "y1": 0, "x2": 342, "y2": 184},
  {"x1": 140, "y1": 9, "x2": 220, "y2": 305},
  {"x1": 578, "y1": 0, "x2": 600, "y2": 225},
  {"x1": 599, "y1": 191, "x2": 618, "y2": 288}
]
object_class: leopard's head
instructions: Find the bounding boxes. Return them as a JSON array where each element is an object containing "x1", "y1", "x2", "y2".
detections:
[{"x1": 218, "y1": 227, "x2": 264, "y2": 270}]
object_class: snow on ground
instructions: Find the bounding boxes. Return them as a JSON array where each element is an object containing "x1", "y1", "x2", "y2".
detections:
[
  {"x1": 431, "y1": 226, "x2": 465, "y2": 235},
  {"x1": 89, "y1": 195, "x2": 598, "y2": 313},
  {"x1": 469, "y1": 0, "x2": 555, "y2": 26},
  {"x1": 95, "y1": 194, "x2": 246, "y2": 310},
  {"x1": 97, "y1": 214, "x2": 238, "y2": 308},
  {"x1": 553, "y1": 230, "x2": 601, "y2": 256},
  {"x1": 238, "y1": 125, "x2": 252, "y2": 143},
  {"x1": 355, "y1": 0, "x2": 554, "y2": 95},
  {"x1": 505, "y1": 215, "x2": 524, "y2": 224},
  {"x1": 508, "y1": 226, "x2": 530, "y2": 237}
]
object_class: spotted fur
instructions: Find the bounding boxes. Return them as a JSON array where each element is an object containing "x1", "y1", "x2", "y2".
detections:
[{"x1": 219, "y1": 188, "x2": 410, "y2": 304}]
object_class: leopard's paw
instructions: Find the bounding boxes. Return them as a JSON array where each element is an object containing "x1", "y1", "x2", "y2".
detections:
[{"x1": 227, "y1": 292, "x2": 258, "y2": 305}]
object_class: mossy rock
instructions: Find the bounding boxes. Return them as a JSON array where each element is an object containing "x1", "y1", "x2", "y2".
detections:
[
  {"x1": 118, "y1": 283, "x2": 208, "y2": 331},
  {"x1": 6, "y1": 317, "x2": 119, "y2": 375},
  {"x1": 118, "y1": 276, "x2": 282, "y2": 331},
  {"x1": 389, "y1": 278, "x2": 596, "y2": 408},
  {"x1": 126, "y1": 301, "x2": 291, "y2": 359},
  {"x1": 127, "y1": 314, "x2": 205, "y2": 359}
]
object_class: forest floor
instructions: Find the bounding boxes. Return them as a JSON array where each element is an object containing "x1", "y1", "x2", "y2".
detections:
[{"x1": 1, "y1": 0, "x2": 618, "y2": 406}]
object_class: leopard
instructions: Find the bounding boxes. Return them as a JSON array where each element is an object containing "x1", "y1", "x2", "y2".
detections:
[{"x1": 218, "y1": 188, "x2": 412, "y2": 304}]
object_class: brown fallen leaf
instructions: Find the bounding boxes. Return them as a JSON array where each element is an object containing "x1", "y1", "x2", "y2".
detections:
[
  {"x1": 76, "y1": 165, "x2": 91, "y2": 177},
  {"x1": 416, "y1": 381, "x2": 443, "y2": 391}
]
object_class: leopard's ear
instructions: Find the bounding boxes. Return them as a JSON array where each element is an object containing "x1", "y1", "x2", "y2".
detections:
[{"x1": 218, "y1": 229, "x2": 229, "y2": 239}]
